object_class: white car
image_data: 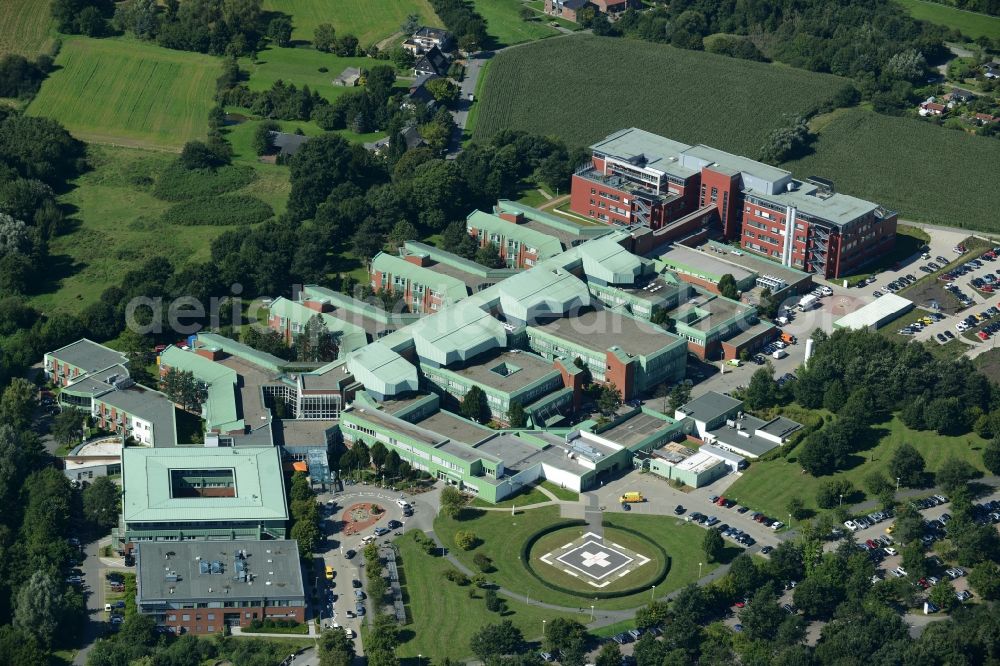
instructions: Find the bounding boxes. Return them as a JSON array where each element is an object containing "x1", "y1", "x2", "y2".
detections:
[
  {"x1": 844, "y1": 520, "x2": 859, "y2": 531},
  {"x1": 820, "y1": 286, "x2": 833, "y2": 296},
  {"x1": 884, "y1": 547, "x2": 897, "y2": 556},
  {"x1": 957, "y1": 322, "x2": 969, "y2": 332},
  {"x1": 770, "y1": 521, "x2": 783, "y2": 530}
]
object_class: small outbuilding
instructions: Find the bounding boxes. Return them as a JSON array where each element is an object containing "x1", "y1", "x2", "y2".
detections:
[{"x1": 334, "y1": 67, "x2": 362, "y2": 87}]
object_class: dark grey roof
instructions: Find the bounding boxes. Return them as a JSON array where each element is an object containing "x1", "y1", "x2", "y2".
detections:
[
  {"x1": 676, "y1": 391, "x2": 742, "y2": 422},
  {"x1": 48, "y1": 339, "x2": 128, "y2": 375},
  {"x1": 564, "y1": 0, "x2": 588, "y2": 8},
  {"x1": 758, "y1": 416, "x2": 802, "y2": 440},
  {"x1": 706, "y1": 422, "x2": 780, "y2": 457},
  {"x1": 136, "y1": 540, "x2": 304, "y2": 604},
  {"x1": 97, "y1": 385, "x2": 178, "y2": 447},
  {"x1": 401, "y1": 125, "x2": 424, "y2": 149},
  {"x1": 414, "y1": 26, "x2": 453, "y2": 42},
  {"x1": 269, "y1": 131, "x2": 310, "y2": 157},
  {"x1": 414, "y1": 47, "x2": 450, "y2": 76}
]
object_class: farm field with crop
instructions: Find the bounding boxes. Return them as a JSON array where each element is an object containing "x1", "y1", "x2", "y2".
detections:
[
  {"x1": 0, "y1": 0, "x2": 55, "y2": 57},
  {"x1": 783, "y1": 107, "x2": 999, "y2": 231},
  {"x1": 894, "y1": 0, "x2": 1000, "y2": 41},
  {"x1": 262, "y1": 0, "x2": 443, "y2": 45},
  {"x1": 473, "y1": 0, "x2": 563, "y2": 47},
  {"x1": 472, "y1": 35, "x2": 852, "y2": 158},
  {"x1": 27, "y1": 37, "x2": 218, "y2": 150}
]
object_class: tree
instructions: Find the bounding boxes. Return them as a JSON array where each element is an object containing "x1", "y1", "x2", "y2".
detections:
[
  {"x1": 268, "y1": 16, "x2": 293, "y2": 47},
  {"x1": 727, "y1": 552, "x2": 761, "y2": 598},
  {"x1": 543, "y1": 618, "x2": 587, "y2": 654},
  {"x1": 786, "y1": 497, "x2": 806, "y2": 521},
  {"x1": 595, "y1": 641, "x2": 621, "y2": 666},
  {"x1": 816, "y1": 478, "x2": 853, "y2": 509},
  {"x1": 52, "y1": 408, "x2": 83, "y2": 450},
  {"x1": 702, "y1": 527, "x2": 724, "y2": 563},
  {"x1": 425, "y1": 77, "x2": 460, "y2": 104},
  {"x1": 160, "y1": 367, "x2": 207, "y2": 412},
  {"x1": 370, "y1": 441, "x2": 388, "y2": 471},
  {"x1": 901, "y1": 542, "x2": 929, "y2": 579},
  {"x1": 667, "y1": 383, "x2": 690, "y2": 413},
  {"x1": 252, "y1": 120, "x2": 279, "y2": 156},
  {"x1": 83, "y1": 476, "x2": 120, "y2": 532},
  {"x1": 401, "y1": 14, "x2": 420, "y2": 34},
  {"x1": 469, "y1": 620, "x2": 524, "y2": 660},
  {"x1": 179, "y1": 140, "x2": 228, "y2": 169},
  {"x1": 935, "y1": 456, "x2": 979, "y2": 493},
  {"x1": 597, "y1": 383, "x2": 622, "y2": 416},
  {"x1": 386, "y1": 220, "x2": 418, "y2": 251},
  {"x1": 743, "y1": 367, "x2": 778, "y2": 410},
  {"x1": 890, "y1": 443, "x2": 926, "y2": 487},
  {"x1": 635, "y1": 600, "x2": 670, "y2": 630},
  {"x1": 440, "y1": 485, "x2": 466, "y2": 519},
  {"x1": 864, "y1": 470, "x2": 892, "y2": 496},
  {"x1": 717, "y1": 273, "x2": 739, "y2": 299},
  {"x1": 319, "y1": 626, "x2": 357, "y2": 666},
  {"x1": 291, "y1": 514, "x2": 322, "y2": 557},
  {"x1": 759, "y1": 117, "x2": 813, "y2": 164},
  {"x1": 983, "y1": 437, "x2": 1000, "y2": 475},
  {"x1": 314, "y1": 23, "x2": 336, "y2": 51},
  {"x1": 484, "y1": 588, "x2": 504, "y2": 613},
  {"x1": 294, "y1": 314, "x2": 340, "y2": 362},
  {"x1": 0, "y1": 377, "x2": 36, "y2": 431},
  {"x1": 13, "y1": 571, "x2": 63, "y2": 648},
  {"x1": 740, "y1": 584, "x2": 784, "y2": 641},
  {"x1": 967, "y1": 561, "x2": 1000, "y2": 600},
  {"x1": 507, "y1": 401, "x2": 527, "y2": 429},
  {"x1": 474, "y1": 552, "x2": 493, "y2": 572},
  {"x1": 928, "y1": 577, "x2": 958, "y2": 612},
  {"x1": 475, "y1": 242, "x2": 505, "y2": 268},
  {"x1": 459, "y1": 386, "x2": 490, "y2": 424},
  {"x1": 893, "y1": 503, "x2": 925, "y2": 545}
]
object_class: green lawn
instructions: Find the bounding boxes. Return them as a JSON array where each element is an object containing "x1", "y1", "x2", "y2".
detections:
[
  {"x1": 29, "y1": 145, "x2": 252, "y2": 315},
  {"x1": 474, "y1": 0, "x2": 562, "y2": 47},
  {"x1": 726, "y1": 414, "x2": 989, "y2": 521},
  {"x1": 783, "y1": 107, "x2": 999, "y2": 232},
  {"x1": 241, "y1": 46, "x2": 407, "y2": 104},
  {"x1": 0, "y1": 0, "x2": 55, "y2": 57},
  {"x1": 394, "y1": 534, "x2": 589, "y2": 661},
  {"x1": 895, "y1": 0, "x2": 1000, "y2": 40},
  {"x1": 474, "y1": 34, "x2": 853, "y2": 159},
  {"x1": 471, "y1": 483, "x2": 552, "y2": 508},
  {"x1": 262, "y1": 0, "x2": 444, "y2": 46},
  {"x1": 540, "y1": 480, "x2": 579, "y2": 501},
  {"x1": 434, "y1": 505, "x2": 719, "y2": 610},
  {"x1": 28, "y1": 37, "x2": 218, "y2": 150},
  {"x1": 462, "y1": 59, "x2": 492, "y2": 142}
]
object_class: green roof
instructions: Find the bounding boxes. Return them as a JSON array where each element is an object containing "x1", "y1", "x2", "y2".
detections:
[
  {"x1": 346, "y1": 342, "x2": 419, "y2": 396},
  {"x1": 197, "y1": 333, "x2": 287, "y2": 374},
  {"x1": 498, "y1": 267, "x2": 591, "y2": 322},
  {"x1": 411, "y1": 301, "x2": 507, "y2": 366},
  {"x1": 495, "y1": 200, "x2": 608, "y2": 239},
  {"x1": 466, "y1": 210, "x2": 564, "y2": 259},
  {"x1": 302, "y1": 285, "x2": 422, "y2": 326},
  {"x1": 578, "y1": 236, "x2": 643, "y2": 284},
  {"x1": 267, "y1": 298, "x2": 368, "y2": 355},
  {"x1": 121, "y1": 447, "x2": 288, "y2": 524},
  {"x1": 403, "y1": 241, "x2": 518, "y2": 279},
  {"x1": 159, "y1": 346, "x2": 242, "y2": 432},
  {"x1": 370, "y1": 252, "x2": 469, "y2": 303}
]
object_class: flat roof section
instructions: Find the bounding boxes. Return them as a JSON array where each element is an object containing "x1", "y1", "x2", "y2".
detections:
[
  {"x1": 531, "y1": 308, "x2": 678, "y2": 357},
  {"x1": 707, "y1": 424, "x2": 780, "y2": 457},
  {"x1": 415, "y1": 410, "x2": 494, "y2": 446},
  {"x1": 277, "y1": 419, "x2": 336, "y2": 447},
  {"x1": 679, "y1": 144, "x2": 791, "y2": 188},
  {"x1": 97, "y1": 385, "x2": 177, "y2": 447},
  {"x1": 137, "y1": 539, "x2": 303, "y2": 603},
  {"x1": 48, "y1": 339, "x2": 128, "y2": 374},
  {"x1": 673, "y1": 450, "x2": 725, "y2": 474},
  {"x1": 676, "y1": 391, "x2": 742, "y2": 422},
  {"x1": 590, "y1": 128, "x2": 698, "y2": 180},
  {"x1": 699, "y1": 241, "x2": 811, "y2": 287},
  {"x1": 598, "y1": 411, "x2": 678, "y2": 448},
  {"x1": 659, "y1": 244, "x2": 755, "y2": 283},
  {"x1": 673, "y1": 296, "x2": 748, "y2": 333},
  {"x1": 834, "y1": 293, "x2": 913, "y2": 330},
  {"x1": 437, "y1": 349, "x2": 559, "y2": 395},
  {"x1": 215, "y1": 354, "x2": 274, "y2": 427},
  {"x1": 122, "y1": 447, "x2": 287, "y2": 524},
  {"x1": 762, "y1": 184, "x2": 879, "y2": 228}
]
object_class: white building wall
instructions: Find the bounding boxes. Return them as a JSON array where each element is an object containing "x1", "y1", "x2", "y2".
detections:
[{"x1": 540, "y1": 463, "x2": 583, "y2": 492}]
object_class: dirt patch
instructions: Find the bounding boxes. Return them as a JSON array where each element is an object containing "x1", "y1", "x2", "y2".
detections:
[{"x1": 341, "y1": 502, "x2": 385, "y2": 536}]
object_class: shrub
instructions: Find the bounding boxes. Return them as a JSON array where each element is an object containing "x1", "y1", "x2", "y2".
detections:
[
  {"x1": 161, "y1": 196, "x2": 273, "y2": 226},
  {"x1": 153, "y1": 163, "x2": 255, "y2": 201},
  {"x1": 473, "y1": 552, "x2": 493, "y2": 572},
  {"x1": 444, "y1": 568, "x2": 470, "y2": 586},
  {"x1": 455, "y1": 530, "x2": 477, "y2": 551}
]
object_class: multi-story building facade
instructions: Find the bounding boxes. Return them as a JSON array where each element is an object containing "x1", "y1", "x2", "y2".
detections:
[
  {"x1": 466, "y1": 210, "x2": 564, "y2": 269},
  {"x1": 135, "y1": 539, "x2": 305, "y2": 635},
  {"x1": 44, "y1": 339, "x2": 129, "y2": 387},
  {"x1": 571, "y1": 128, "x2": 897, "y2": 278},
  {"x1": 369, "y1": 252, "x2": 469, "y2": 314}
]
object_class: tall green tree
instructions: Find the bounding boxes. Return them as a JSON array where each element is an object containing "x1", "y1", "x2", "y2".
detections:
[
  {"x1": 459, "y1": 386, "x2": 490, "y2": 424},
  {"x1": 83, "y1": 476, "x2": 120, "y2": 532},
  {"x1": 0, "y1": 377, "x2": 36, "y2": 431},
  {"x1": 440, "y1": 486, "x2": 466, "y2": 519},
  {"x1": 717, "y1": 273, "x2": 739, "y2": 299},
  {"x1": 597, "y1": 383, "x2": 622, "y2": 416},
  {"x1": 702, "y1": 528, "x2": 724, "y2": 563},
  {"x1": 13, "y1": 572, "x2": 63, "y2": 648},
  {"x1": 507, "y1": 401, "x2": 527, "y2": 429},
  {"x1": 51, "y1": 408, "x2": 84, "y2": 450},
  {"x1": 469, "y1": 620, "x2": 524, "y2": 660},
  {"x1": 889, "y1": 443, "x2": 926, "y2": 487}
]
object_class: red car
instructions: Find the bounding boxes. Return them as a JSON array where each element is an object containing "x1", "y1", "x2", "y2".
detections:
[
  {"x1": 978, "y1": 331, "x2": 990, "y2": 341},
  {"x1": 716, "y1": 496, "x2": 727, "y2": 506},
  {"x1": 866, "y1": 539, "x2": 878, "y2": 549}
]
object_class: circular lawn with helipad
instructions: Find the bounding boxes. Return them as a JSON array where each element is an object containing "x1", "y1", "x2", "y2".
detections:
[{"x1": 526, "y1": 524, "x2": 668, "y2": 597}]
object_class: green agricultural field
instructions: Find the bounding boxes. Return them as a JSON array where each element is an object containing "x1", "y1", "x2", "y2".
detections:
[
  {"x1": 27, "y1": 38, "x2": 218, "y2": 150},
  {"x1": 434, "y1": 505, "x2": 718, "y2": 610},
  {"x1": 262, "y1": 0, "x2": 444, "y2": 46},
  {"x1": 240, "y1": 46, "x2": 407, "y2": 104},
  {"x1": 30, "y1": 145, "x2": 264, "y2": 316},
  {"x1": 895, "y1": 0, "x2": 1000, "y2": 41},
  {"x1": 474, "y1": 0, "x2": 562, "y2": 47},
  {"x1": 473, "y1": 35, "x2": 851, "y2": 158},
  {"x1": 783, "y1": 108, "x2": 999, "y2": 232},
  {"x1": 725, "y1": 414, "x2": 988, "y2": 521},
  {"x1": 394, "y1": 535, "x2": 588, "y2": 661},
  {"x1": 0, "y1": 0, "x2": 55, "y2": 57}
]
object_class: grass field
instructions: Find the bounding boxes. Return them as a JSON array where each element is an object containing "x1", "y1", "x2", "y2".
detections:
[
  {"x1": 0, "y1": 0, "x2": 55, "y2": 57},
  {"x1": 474, "y1": 0, "x2": 562, "y2": 47},
  {"x1": 29, "y1": 145, "x2": 263, "y2": 316},
  {"x1": 530, "y1": 526, "x2": 662, "y2": 594},
  {"x1": 784, "y1": 108, "x2": 1000, "y2": 232},
  {"x1": 895, "y1": 0, "x2": 1000, "y2": 40},
  {"x1": 394, "y1": 535, "x2": 589, "y2": 661},
  {"x1": 262, "y1": 0, "x2": 444, "y2": 46},
  {"x1": 28, "y1": 38, "x2": 218, "y2": 150},
  {"x1": 473, "y1": 34, "x2": 851, "y2": 158},
  {"x1": 240, "y1": 46, "x2": 408, "y2": 104},
  {"x1": 434, "y1": 505, "x2": 719, "y2": 610},
  {"x1": 540, "y1": 480, "x2": 578, "y2": 501},
  {"x1": 726, "y1": 414, "x2": 989, "y2": 521}
]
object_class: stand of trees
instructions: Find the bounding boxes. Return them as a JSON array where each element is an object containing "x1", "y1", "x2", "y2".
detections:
[{"x1": 428, "y1": 0, "x2": 489, "y2": 51}]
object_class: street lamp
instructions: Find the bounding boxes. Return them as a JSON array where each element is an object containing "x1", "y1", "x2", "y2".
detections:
[
  {"x1": 542, "y1": 619, "x2": 546, "y2": 637},
  {"x1": 839, "y1": 494, "x2": 843, "y2": 507},
  {"x1": 418, "y1": 655, "x2": 421, "y2": 666},
  {"x1": 896, "y1": 477, "x2": 901, "y2": 493},
  {"x1": 650, "y1": 584, "x2": 656, "y2": 601},
  {"x1": 788, "y1": 512, "x2": 792, "y2": 529},
  {"x1": 590, "y1": 604, "x2": 595, "y2": 620},
  {"x1": 698, "y1": 562, "x2": 703, "y2": 578}
]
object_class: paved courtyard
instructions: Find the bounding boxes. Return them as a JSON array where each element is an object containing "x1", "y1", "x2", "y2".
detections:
[{"x1": 540, "y1": 531, "x2": 650, "y2": 588}]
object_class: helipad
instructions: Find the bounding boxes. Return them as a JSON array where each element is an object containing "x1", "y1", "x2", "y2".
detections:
[{"x1": 539, "y1": 531, "x2": 651, "y2": 588}]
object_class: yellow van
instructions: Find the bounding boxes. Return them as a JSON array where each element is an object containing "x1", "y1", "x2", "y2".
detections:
[
  {"x1": 619, "y1": 492, "x2": 645, "y2": 503},
  {"x1": 325, "y1": 565, "x2": 335, "y2": 580}
]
